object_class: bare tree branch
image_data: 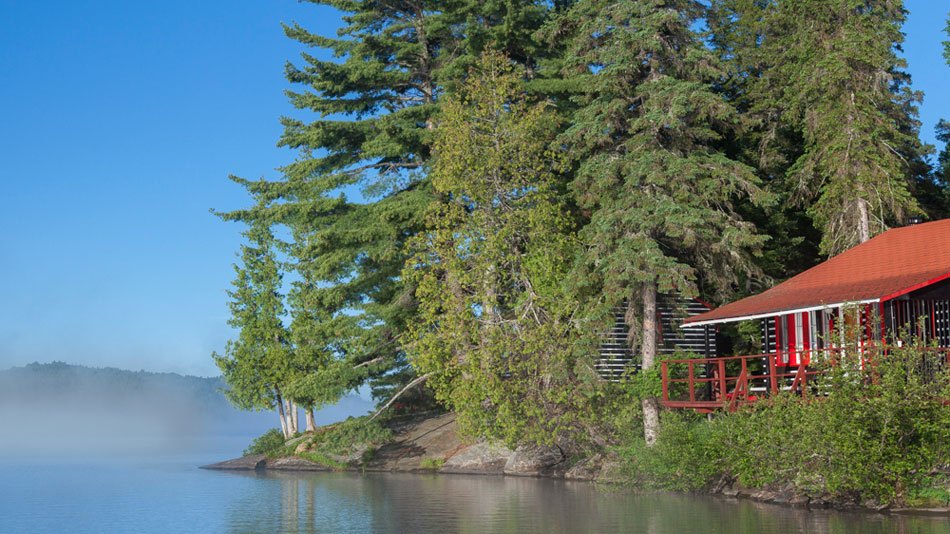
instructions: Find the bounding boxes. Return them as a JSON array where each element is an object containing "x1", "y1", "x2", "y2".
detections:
[{"x1": 368, "y1": 372, "x2": 431, "y2": 421}]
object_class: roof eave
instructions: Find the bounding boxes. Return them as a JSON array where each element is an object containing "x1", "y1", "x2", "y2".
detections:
[{"x1": 681, "y1": 298, "x2": 881, "y2": 328}]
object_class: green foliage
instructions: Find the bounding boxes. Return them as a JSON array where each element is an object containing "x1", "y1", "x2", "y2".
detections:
[
  {"x1": 307, "y1": 416, "x2": 393, "y2": 457},
  {"x1": 405, "y1": 51, "x2": 594, "y2": 447},
  {"x1": 617, "y1": 339, "x2": 950, "y2": 505},
  {"x1": 213, "y1": 215, "x2": 292, "y2": 416},
  {"x1": 555, "y1": 0, "x2": 770, "y2": 356},
  {"x1": 419, "y1": 457, "x2": 444, "y2": 470},
  {"x1": 266, "y1": 0, "x2": 565, "y2": 407},
  {"x1": 619, "y1": 412, "x2": 724, "y2": 492},
  {"x1": 710, "y1": 0, "x2": 933, "y2": 255},
  {"x1": 216, "y1": 0, "x2": 950, "y2": 489},
  {"x1": 298, "y1": 451, "x2": 349, "y2": 470},
  {"x1": 944, "y1": 13, "x2": 950, "y2": 64},
  {"x1": 244, "y1": 428, "x2": 287, "y2": 457},
  {"x1": 283, "y1": 359, "x2": 366, "y2": 410}
]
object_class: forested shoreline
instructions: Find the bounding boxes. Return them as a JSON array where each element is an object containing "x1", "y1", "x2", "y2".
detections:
[{"x1": 213, "y1": 1, "x2": 950, "y2": 506}]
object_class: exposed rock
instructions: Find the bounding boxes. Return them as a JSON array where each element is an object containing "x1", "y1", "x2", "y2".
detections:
[
  {"x1": 595, "y1": 458, "x2": 625, "y2": 484},
  {"x1": 504, "y1": 444, "x2": 565, "y2": 476},
  {"x1": 368, "y1": 412, "x2": 461, "y2": 472},
  {"x1": 720, "y1": 487, "x2": 739, "y2": 498},
  {"x1": 563, "y1": 454, "x2": 602, "y2": 481},
  {"x1": 735, "y1": 485, "x2": 755, "y2": 498},
  {"x1": 788, "y1": 494, "x2": 810, "y2": 508},
  {"x1": 441, "y1": 442, "x2": 514, "y2": 474},
  {"x1": 295, "y1": 441, "x2": 311, "y2": 454},
  {"x1": 267, "y1": 456, "x2": 333, "y2": 471},
  {"x1": 892, "y1": 507, "x2": 950, "y2": 515},
  {"x1": 286, "y1": 434, "x2": 309, "y2": 447},
  {"x1": 201, "y1": 454, "x2": 266, "y2": 471}
]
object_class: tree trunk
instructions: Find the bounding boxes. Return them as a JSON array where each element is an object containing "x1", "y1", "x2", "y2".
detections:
[
  {"x1": 306, "y1": 407, "x2": 316, "y2": 432},
  {"x1": 283, "y1": 398, "x2": 296, "y2": 436},
  {"x1": 641, "y1": 280, "x2": 660, "y2": 447},
  {"x1": 275, "y1": 389, "x2": 290, "y2": 439},
  {"x1": 856, "y1": 196, "x2": 870, "y2": 244},
  {"x1": 291, "y1": 401, "x2": 299, "y2": 434}
]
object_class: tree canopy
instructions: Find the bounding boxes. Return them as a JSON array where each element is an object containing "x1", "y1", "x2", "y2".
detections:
[{"x1": 214, "y1": 0, "x2": 950, "y2": 449}]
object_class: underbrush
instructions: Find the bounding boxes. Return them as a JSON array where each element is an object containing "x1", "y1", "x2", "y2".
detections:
[
  {"x1": 305, "y1": 416, "x2": 393, "y2": 457},
  {"x1": 615, "y1": 343, "x2": 950, "y2": 506},
  {"x1": 244, "y1": 428, "x2": 287, "y2": 457}
]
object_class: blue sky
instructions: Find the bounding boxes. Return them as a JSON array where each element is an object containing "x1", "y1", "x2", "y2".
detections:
[{"x1": 1, "y1": 1, "x2": 948, "y2": 377}]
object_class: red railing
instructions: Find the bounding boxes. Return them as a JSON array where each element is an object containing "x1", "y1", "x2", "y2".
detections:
[{"x1": 659, "y1": 346, "x2": 950, "y2": 411}]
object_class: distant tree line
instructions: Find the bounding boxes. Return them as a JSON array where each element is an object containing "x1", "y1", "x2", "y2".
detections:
[{"x1": 213, "y1": 0, "x2": 950, "y2": 444}]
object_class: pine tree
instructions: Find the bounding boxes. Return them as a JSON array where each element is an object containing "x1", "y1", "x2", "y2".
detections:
[
  {"x1": 260, "y1": 0, "x2": 564, "y2": 404},
  {"x1": 936, "y1": 16, "x2": 950, "y2": 191},
  {"x1": 712, "y1": 0, "x2": 930, "y2": 255},
  {"x1": 556, "y1": 0, "x2": 770, "y2": 445},
  {"x1": 405, "y1": 51, "x2": 582, "y2": 445}
]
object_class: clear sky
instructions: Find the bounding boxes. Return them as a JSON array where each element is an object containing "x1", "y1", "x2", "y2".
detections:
[{"x1": 1, "y1": 1, "x2": 948, "y2": 377}]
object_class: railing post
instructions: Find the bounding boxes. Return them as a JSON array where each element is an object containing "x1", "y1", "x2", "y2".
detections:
[
  {"x1": 661, "y1": 362, "x2": 669, "y2": 403},
  {"x1": 740, "y1": 357, "x2": 747, "y2": 398},
  {"x1": 688, "y1": 361, "x2": 695, "y2": 402},
  {"x1": 768, "y1": 353, "x2": 778, "y2": 394},
  {"x1": 718, "y1": 359, "x2": 726, "y2": 404}
]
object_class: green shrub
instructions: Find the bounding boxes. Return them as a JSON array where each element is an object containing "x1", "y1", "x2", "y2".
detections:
[
  {"x1": 298, "y1": 451, "x2": 349, "y2": 469},
  {"x1": 420, "y1": 457, "x2": 444, "y2": 470},
  {"x1": 244, "y1": 428, "x2": 286, "y2": 457},
  {"x1": 309, "y1": 416, "x2": 393, "y2": 456},
  {"x1": 615, "y1": 338, "x2": 950, "y2": 506},
  {"x1": 618, "y1": 412, "x2": 723, "y2": 492}
]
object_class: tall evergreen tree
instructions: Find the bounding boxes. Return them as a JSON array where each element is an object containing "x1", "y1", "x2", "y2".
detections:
[
  {"x1": 712, "y1": 0, "x2": 930, "y2": 255},
  {"x1": 555, "y1": 0, "x2": 770, "y2": 445},
  {"x1": 936, "y1": 16, "x2": 950, "y2": 191},
  {"x1": 261, "y1": 0, "x2": 564, "y2": 403}
]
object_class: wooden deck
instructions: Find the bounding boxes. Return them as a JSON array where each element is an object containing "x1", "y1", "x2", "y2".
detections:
[{"x1": 659, "y1": 347, "x2": 950, "y2": 411}]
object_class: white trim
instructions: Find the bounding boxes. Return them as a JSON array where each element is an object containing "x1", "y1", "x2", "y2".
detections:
[{"x1": 681, "y1": 299, "x2": 880, "y2": 328}]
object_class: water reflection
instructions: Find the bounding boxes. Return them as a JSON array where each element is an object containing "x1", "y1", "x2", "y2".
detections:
[{"x1": 216, "y1": 471, "x2": 950, "y2": 534}]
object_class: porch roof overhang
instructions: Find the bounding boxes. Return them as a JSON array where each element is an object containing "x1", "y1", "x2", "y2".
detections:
[{"x1": 683, "y1": 219, "x2": 950, "y2": 328}]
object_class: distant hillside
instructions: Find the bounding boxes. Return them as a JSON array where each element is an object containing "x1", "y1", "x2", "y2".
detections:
[
  {"x1": 0, "y1": 361, "x2": 230, "y2": 413},
  {"x1": 0, "y1": 362, "x2": 374, "y2": 456}
]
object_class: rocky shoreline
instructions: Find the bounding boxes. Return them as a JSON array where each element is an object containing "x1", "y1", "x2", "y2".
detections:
[
  {"x1": 202, "y1": 411, "x2": 950, "y2": 516},
  {"x1": 203, "y1": 412, "x2": 619, "y2": 481}
]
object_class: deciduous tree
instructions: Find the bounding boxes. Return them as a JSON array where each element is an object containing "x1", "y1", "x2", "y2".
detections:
[{"x1": 405, "y1": 51, "x2": 586, "y2": 445}]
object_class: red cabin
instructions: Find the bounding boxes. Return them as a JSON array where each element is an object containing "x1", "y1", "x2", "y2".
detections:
[{"x1": 662, "y1": 218, "x2": 950, "y2": 410}]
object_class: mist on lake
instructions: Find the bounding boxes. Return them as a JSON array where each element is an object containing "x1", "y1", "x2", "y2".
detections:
[{"x1": 0, "y1": 362, "x2": 373, "y2": 459}]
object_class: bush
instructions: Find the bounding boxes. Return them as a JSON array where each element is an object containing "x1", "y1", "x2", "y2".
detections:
[
  {"x1": 619, "y1": 411, "x2": 723, "y2": 492},
  {"x1": 244, "y1": 428, "x2": 286, "y2": 457},
  {"x1": 615, "y1": 338, "x2": 950, "y2": 505},
  {"x1": 308, "y1": 416, "x2": 392, "y2": 456}
]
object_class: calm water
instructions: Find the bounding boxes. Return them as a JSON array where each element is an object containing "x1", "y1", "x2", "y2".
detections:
[{"x1": 2, "y1": 456, "x2": 949, "y2": 534}]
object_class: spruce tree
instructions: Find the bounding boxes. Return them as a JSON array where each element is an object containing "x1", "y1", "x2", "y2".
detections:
[
  {"x1": 713, "y1": 0, "x2": 930, "y2": 255},
  {"x1": 556, "y1": 0, "x2": 770, "y2": 445},
  {"x1": 936, "y1": 16, "x2": 950, "y2": 191}
]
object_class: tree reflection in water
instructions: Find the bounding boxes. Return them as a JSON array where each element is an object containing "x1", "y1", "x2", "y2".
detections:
[{"x1": 220, "y1": 471, "x2": 950, "y2": 534}]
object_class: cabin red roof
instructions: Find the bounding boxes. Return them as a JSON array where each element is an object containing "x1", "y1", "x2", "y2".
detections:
[{"x1": 685, "y1": 219, "x2": 950, "y2": 326}]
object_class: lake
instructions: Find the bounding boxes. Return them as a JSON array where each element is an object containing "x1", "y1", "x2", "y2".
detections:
[{"x1": 2, "y1": 452, "x2": 950, "y2": 534}]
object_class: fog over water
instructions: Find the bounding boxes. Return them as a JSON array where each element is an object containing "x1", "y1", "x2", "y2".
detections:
[{"x1": 0, "y1": 362, "x2": 373, "y2": 459}]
